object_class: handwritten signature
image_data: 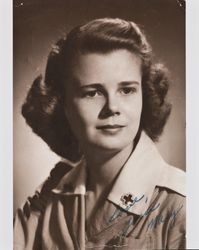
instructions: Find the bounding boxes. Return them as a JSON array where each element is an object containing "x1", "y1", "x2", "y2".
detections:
[
  {"x1": 107, "y1": 194, "x2": 183, "y2": 236},
  {"x1": 147, "y1": 205, "x2": 183, "y2": 230},
  {"x1": 108, "y1": 194, "x2": 145, "y2": 223}
]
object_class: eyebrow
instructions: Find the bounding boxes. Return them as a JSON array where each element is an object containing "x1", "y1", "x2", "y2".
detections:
[
  {"x1": 79, "y1": 81, "x2": 140, "y2": 89},
  {"x1": 118, "y1": 81, "x2": 140, "y2": 86}
]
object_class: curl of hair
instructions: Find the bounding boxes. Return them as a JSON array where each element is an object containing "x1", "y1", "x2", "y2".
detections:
[
  {"x1": 141, "y1": 63, "x2": 171, "y2": 141},
  {"x1": 22, "y1": 18, "x2": 171, "y2": 161}
]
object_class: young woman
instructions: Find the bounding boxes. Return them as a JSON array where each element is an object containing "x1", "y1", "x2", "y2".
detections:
[{"x1": 14, "y1": 18, "x2": 186, "y2": 250}]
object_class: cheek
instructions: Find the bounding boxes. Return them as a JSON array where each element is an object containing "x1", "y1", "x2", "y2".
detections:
[
  {"x1": 125, "y1": 95, "x2": 143, "y2": 122},
  {"x1": 64, "y1": 99, "x2": 82, "y2": 131},
  {"x1": 67, "y1": 99, "x2": 102, "y2": 128}
]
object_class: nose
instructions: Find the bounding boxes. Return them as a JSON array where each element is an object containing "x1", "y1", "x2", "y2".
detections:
[
  {"x1": 99, "y1": 93, "x2": 120, "y2": 119},
  {"x1": 107, "y1": 94, "x2": 120, "y2": 115}
]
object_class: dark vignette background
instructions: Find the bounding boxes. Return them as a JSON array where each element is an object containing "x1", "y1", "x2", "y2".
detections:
[{"x1": 13, "y1": 0, "x2": 185, "y2": 213}]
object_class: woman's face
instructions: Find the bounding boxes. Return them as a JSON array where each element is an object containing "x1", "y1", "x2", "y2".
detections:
[{"x1": 64, "y1": 49, "x2": 142, "y2": 153}]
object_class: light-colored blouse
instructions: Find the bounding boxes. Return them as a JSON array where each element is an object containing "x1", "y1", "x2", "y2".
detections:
[{"x1": 14, "y1": 132, "x2": 186, "y2": 249}]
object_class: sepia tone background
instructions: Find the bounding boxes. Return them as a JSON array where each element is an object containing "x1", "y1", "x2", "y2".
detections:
[{"x1": 14, "y1": 0, "x2": 185, "y2": 213}]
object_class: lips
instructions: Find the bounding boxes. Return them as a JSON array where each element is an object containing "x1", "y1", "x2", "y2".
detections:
[
  {"x1": 96, "y1": 125, "x2": 126, "y2": 135},
  {"x1": 96, "y1": 124, "x2": 125, "y2": 129}
]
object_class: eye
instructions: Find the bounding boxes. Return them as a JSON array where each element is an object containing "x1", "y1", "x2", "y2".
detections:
[
  {"x1": 120, "y1": 87, "x2": 137, "y2": 95},
  {"x1": 83, "y1": 90, "x2": 103, "y2": 98}
]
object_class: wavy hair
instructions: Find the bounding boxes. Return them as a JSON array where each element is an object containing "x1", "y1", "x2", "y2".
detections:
[{"x1": 22, "y1": 18, "x2": 171, "y2": 161}]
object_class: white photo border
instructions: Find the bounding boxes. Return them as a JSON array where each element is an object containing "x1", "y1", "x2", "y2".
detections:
[{"x1": 0, "y1": 0, "x2": 199, "y2": 248}]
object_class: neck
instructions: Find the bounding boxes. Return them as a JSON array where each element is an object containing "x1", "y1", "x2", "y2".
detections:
[{"x1": 84, "y1": 143, "x2": 133, "y2": 194}]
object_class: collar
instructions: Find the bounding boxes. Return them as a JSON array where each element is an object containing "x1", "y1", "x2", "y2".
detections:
[{"x1": 52, "y1": 131, "x2": 185, "y2": 215}]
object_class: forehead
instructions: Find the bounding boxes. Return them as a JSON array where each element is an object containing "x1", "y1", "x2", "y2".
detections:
[{"x1": 68, "y1": 49, "x2": 142, "y2": 85}]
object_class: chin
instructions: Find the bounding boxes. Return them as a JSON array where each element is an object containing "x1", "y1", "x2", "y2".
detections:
[{"x1": 91, "y1": 139, "x2": 133, "y2": 153}]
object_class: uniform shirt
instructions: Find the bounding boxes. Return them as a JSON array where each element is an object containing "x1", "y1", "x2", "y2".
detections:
[{"x1": 14, "y1": 132, "x2": 186, "y2": 250}]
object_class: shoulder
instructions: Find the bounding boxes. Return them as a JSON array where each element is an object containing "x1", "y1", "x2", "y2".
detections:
[
  {"x1": 153, "y1": 185, "x2": 186, "y2": 249},
  {"x1": 14, "y1": 161, "x2": 74, "y2": 248},
  {"x1": 156, "y1": 165, "x2": 186, "y2": 249},
  {"x1": 158, "y1": 163, "x2": 186, "y2": 197},
  {"x1": 155, "y1": 186, "x2": 185, "y2": 215},
  {"x1": 16, "y1": 160, "x2": 74, "y2": 216},
  {"x1": 155, "y1": 164, "x2": 186, "y2": 222},
  {"x1": 154, "y1": 165, "x2": 186, "y2": 233}
]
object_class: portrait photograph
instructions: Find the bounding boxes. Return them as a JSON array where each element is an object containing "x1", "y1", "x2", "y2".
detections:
[{"x1": 12, "y1": 0, "x2": 187, "y2": 249}]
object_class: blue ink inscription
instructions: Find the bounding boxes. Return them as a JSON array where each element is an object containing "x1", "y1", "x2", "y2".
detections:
[
  {"x1": 108, "y1": 194, "x2": 145, "y2": 223},
  {"x1": 120, "y1": 202, "x2": 160, "y2": 236},
  {"x1": 147, "y1": 205, "x2": 183, "y2": 230},
  {"x1": 108, "y1": 193, "x2": 184, "y2": 236}
]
